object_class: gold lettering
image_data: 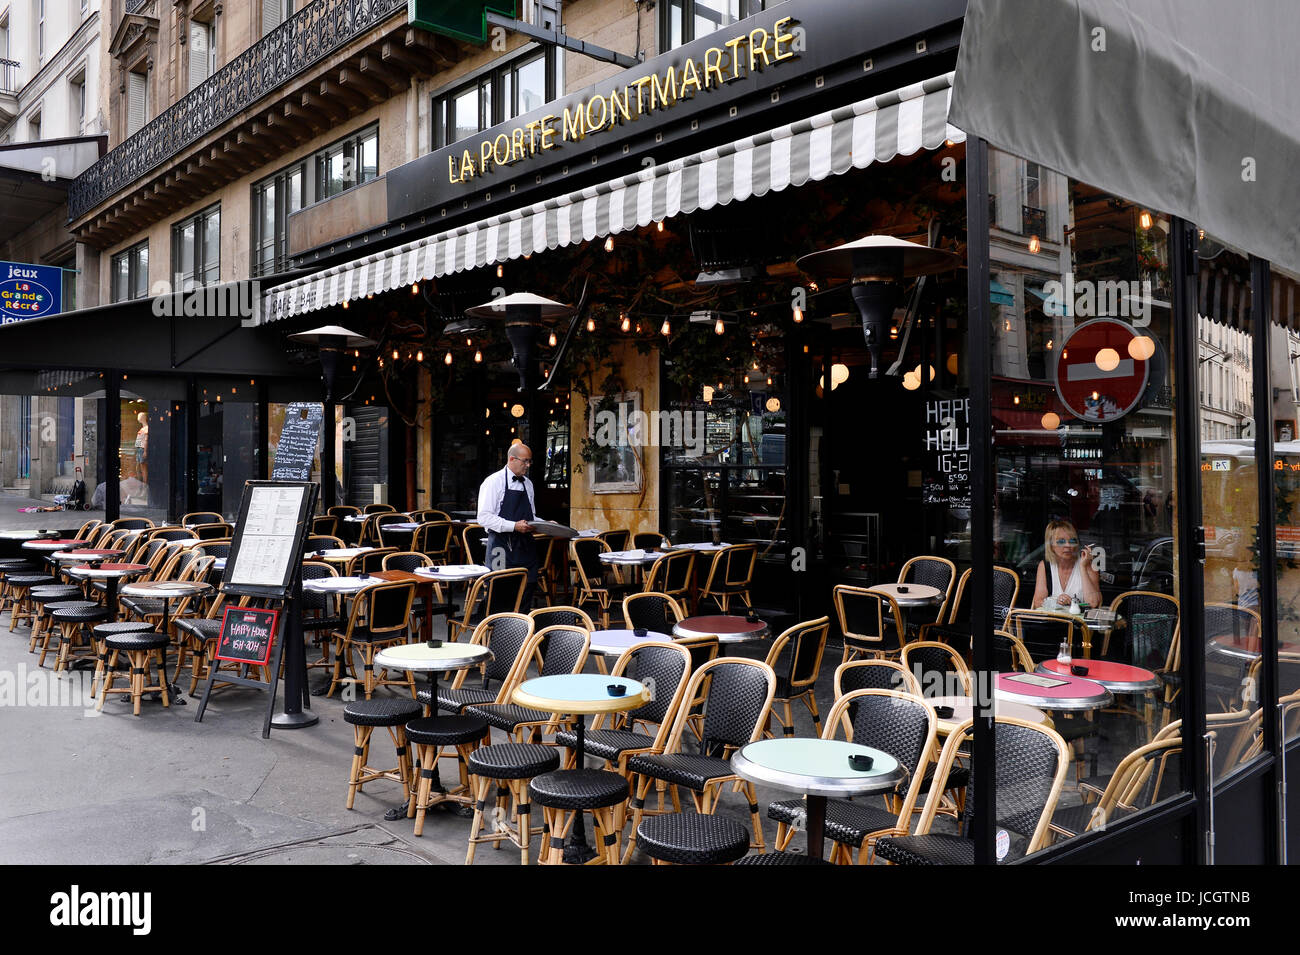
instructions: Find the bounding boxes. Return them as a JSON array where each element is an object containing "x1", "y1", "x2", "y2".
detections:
[
  {"x1": 540, "y1": 115, "x2": 558, "y2": 149},
  {"x1": 650, "y1": 66, "x2": 677, "y2": 111},
  {"x1": 459, "y1": 150, "x2": 476, "y2": 180},
  {"x1": 562, "y1": 105, "x2": 586, "y2": 141},
  {"x1": 493, "y1": 133, "x2": 512, "y2": 166},
  {"x1": 608, "y1": 86, "x2": 632, "y2": 124},
  {"x1": 480, "y1": 140, "x2": 494, "y2": 173},
  {"x1": 585, "y1": 95, "x2": 609, "y2": 132},
  {"x1": 703, "y1": 47, "x2": 726, "y2": 89},
  {"x1": 510, "y1": 127, "x2": 526, "y2": 161},
  {"x1": 448, "y1": 154, "x2": 461, "y2": 183},
  {"x1": 678, "y1": 57, "x2": 702, "y2": 98},
  {"x1": 524, "y1": 120, "x2": 542, "y2": 153},
  {"x1": 630, "y1": 76, "x2": 654, "y2": 114},
  {"x1": 772, "y1": 17, "x2": 797, "y2": 61},
  {"x1": 724, "y1": 36, "x2": 746, "y2": 79},
  {"x1": 748, "y1": 28, "x2": 770, "y2": 70}
]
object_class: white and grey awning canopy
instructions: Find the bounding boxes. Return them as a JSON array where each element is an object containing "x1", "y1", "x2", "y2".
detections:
[{"x1": 262, "y1": 72, "x2": 964, "y2": 323}]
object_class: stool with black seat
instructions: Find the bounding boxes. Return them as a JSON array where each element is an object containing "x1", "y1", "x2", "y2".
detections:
[
  {"x1": 342, "y1": 697, "x2": 423, "y2": 810},
  {"x1": 51, "y1": 602, "x2": 111, "y2": 672},
  {"x1": 27, "y1": 584, "x2": 86, "y2": 652},
  {"x1": 7, "y1": 572, "x2": 57, "y2": 630},
  {"x1": 34, "y1": 601, "x2": 99, "y2": 667},
  {"x1": 464, "y1": 742, "x2": 561, "y2": 865},
  {"x1": 404, "y1": 714, "x2": 490, "y2": 836},
  {"x1": 634, "y1": 812, "x2": 750, "y2": 865},
  {"x1": 91, "y1": 621, "x2": 155, "y2": 697},
  {"x1": 98, "y1": 630, "x2": 171, "y2": 715},
  {"x1": 530, "y1": 767, "x2": 629, "y2": 865},
  {"x1": 733, "y1": 851, "x2": 834, "y2": 865}
]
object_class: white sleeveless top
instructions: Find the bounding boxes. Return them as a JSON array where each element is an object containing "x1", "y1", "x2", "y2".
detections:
[{"x1": 1049, "y1": 560, "x2": 1084, "y2": 599}]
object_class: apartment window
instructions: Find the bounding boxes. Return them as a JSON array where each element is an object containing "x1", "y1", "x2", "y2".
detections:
[
  {"x1": 251, "y1": 162, "x2": 305, "y2": 277},
  {"x1": 35, "y1": 0, "x2": 44, "y2": 64},
  {"x1": 661, "y1": 0, "x2": 765, "y2": 49},
  {"x1": 58, "y1": 256, "x2": 75, "y2": 311},
  {"x1": 188, "y1": 18, "x2": 216, "y2": 91},
  {"x1": 314, "y1": 125, "x2": 378, "y2": 201},
  {"x1": 28, "y1": 109, "x2": 40, "y2": 142},
  {"x1": 111, "y1": 241, "x2": 149, "y2": 302},
  {"x1": 172, "y1": 204, "x2": 220, "y2": 288},
  {"x1": 127, "y1": 70, "x2": 148, "y2": 137},
  {"x1": 69, "y1": 71, "x2": 86, "y2": 134},
  {"x1": 432, "y1": 49, "x2": 558, "y2": 149},
  {"x1": 262, "y1": 0, "x2": 292, "y2": 36}
]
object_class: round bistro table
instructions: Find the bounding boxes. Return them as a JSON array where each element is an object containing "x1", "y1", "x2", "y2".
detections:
[
  {"x1": 867, "y1": 582, "x2": 943, "y2": 609},
  {"x1": 673, "y1": 614, "x2": 771, "y2": 645},
  {"x1": 118, "y1": 579, "x2": 213, "y2": 702}
]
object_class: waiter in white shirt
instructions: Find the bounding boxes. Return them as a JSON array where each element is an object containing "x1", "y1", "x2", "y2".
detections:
[{"x1": 477, "y1": 443, "x2": 543, "y2": 608}]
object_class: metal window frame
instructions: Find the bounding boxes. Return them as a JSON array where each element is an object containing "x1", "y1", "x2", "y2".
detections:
[
  {"x1": 251, "y1": 160, "x2": 306, "y2": 277},
  {"x1": 111, "y1": 239, "x2": 149, "y2": 303},
  {"x1": 312, "y1": 123, "x2": 379, "y2": 202},
  {"x1": 432, "y1": 44, "x2": 558, "y2": 150},
  {"x1": 657, "y1": 0, "x2": 768, "y2": 50},
  {"x1": 171, "y1": 202, "x2": 221, "y2": 289}
]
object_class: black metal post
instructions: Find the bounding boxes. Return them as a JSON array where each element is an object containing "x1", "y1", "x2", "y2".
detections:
[
  {"x1": 105, "y1": 372, "x2": 121, "y2": 523},
  {"x1": 322, "y1": 399, "x2": 337, "y2": 507},
  {"x1": 186, "y1": 379, "x2": 199, "y2": 517}
]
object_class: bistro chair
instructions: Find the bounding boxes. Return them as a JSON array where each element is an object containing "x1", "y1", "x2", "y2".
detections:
[
  {"x1": 304, "y1": 534, "x2": 344, "y2": 553},
  {"x1": 447, "y1": 568, "x2": 528, "y2": 642},
  {"x1": 673, "y1": 633, "x2": 721, "y2": 742},
  {"x1": 634, "y1": 532, "x2": 669, "y2": 551},
  {"x1": 919, "y1": 565, "x2": 1019, "y2": 644},
  {"x1": 769, "y1": 689, "x2": 937, "y2": 864},
  {"x1": 342, "y1": 697, "x2": 424, "y2": 811},
  {"x1": 111, "y1": 518, "x2": 155, "y2": 530},
  {"x1": 834, "y1": 659, "x2": 923, "y2": 699},
  {"x1": 422, "y1": 509, "x2": 453, "y2": 523},
  {"x1": 634, "y1": 812, "x2": 751, "y2": 866},
  {"x1": 833, "y1": 584, "x2": 907, "y2": 663},
  {"x1": 696, "y1": 544, "x2": 757, "y2": 614},
  {"x1": 462, "y1": 524, "x2": 488, "y2": 566},
  {"x1": 1006, "y1": 607, "x2": 1086, "y2": 661},
  {"x1": 363, "y1": 503, "x2": 396, "y2": 514},
  {"x1": 761, "y1": 616, "x2": 830, "y2": 738},
  {"x1": 570, "y1": 537, "x2": 636, "y2": 628},
  {"x1": 97, "y1": 629, "x2": 172, "y2": 716},
  {"x1": 404, "y1": 712, "x2": 491, "y2": 836},
  {"x1": 642, "y1": 549, "x2": 695, "y2": 603},
  {"x1": 900, "y1": 640, "x2": 973, "y2": 699},
  {"x1": 599, "y1": 529, "x2": 631, "y2": 552},
  {"x1": 623, "y1": 657, "x2": 776, "y2": 861},
  {"x1": 346, "y1": 547, "x2": 398, "y2": 576},
  {"x1": 464, "y1": 738, "x2": 559, "y2": 865},
  {"x1": 377, "y1": 514, "x2": 416, "y2": 549},
  {"x1": 992, "y1": 630, "x2": 1036, "y2": 672},
  {"x1": 148, "y1": 528, "x2": 198, "y2": 543},
  {"x1": 194, "y1": 523, "x2": 233, "y2": 540},
  {"x1": 1104, "y1": 591, "x2": 1179, "y2": 660},
  {"x1": 382, "y1": 551, "x2": 451, "y2": 641},
  {"x1": 297, "y1": 561, "x2": 344, "y2": 678},
  {"x1": 897, "y1": 555, "x2": 957, "y2": 628},
  {"x1": 326, "y1": 581, "x2": 417, "y2": 699},
  {"x1": 532, "y1": 535, "x2": 566, "y2": 604},
  {"x1": 875, "y1": 717, "x2": 1069, "y2": 865},
  {"x1": 1050, "y1": 736, "x2": 1183, "y2": 840},
  {"x1": 423, "y1": 613, "x2": 536, "y2": 715},
  {"x1": 192, "y1": 540, "x2": 230, "y2": 561},
  {"x1": 623, "y1": 592, "x2": 684, "y2": 636},
  {"x1": 465, "y1": 626, "x2": 591, "y2": 742},
  {"x1": 312, "y1": 515, "x2": 339, "y2": 537},
  {"x1": 183, "y1": 511, "x2": 223, "y2": 525},
  {"x1": 530, "y1": 605, "x2": 595, "y2": 632},
  {"x1": 176, "y1": 590, "x2": 245, "y2": 694},
  {"x1": 328, "y1": 505, "x2": 360, "y2": 520},
  {"x1": 413, "y1": 521, "x2": 455, "y2": 564}
]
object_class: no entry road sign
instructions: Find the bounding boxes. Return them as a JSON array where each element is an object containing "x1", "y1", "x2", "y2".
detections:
[{"x1": 1053, "y1": 318, "x2": 1151, "y2": 422}]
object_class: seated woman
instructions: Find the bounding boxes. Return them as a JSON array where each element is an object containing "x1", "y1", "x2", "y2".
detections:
[{"x1": 1032, "y1": 519, "x2": 1102, "y2": 611}]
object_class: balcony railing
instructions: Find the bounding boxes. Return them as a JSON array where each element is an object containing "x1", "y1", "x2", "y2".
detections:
[
  {"x1": 69, "y1": 0, "x2": 405, "y2": 221},
  {"x1": 0, "y1": 59, "x2": 19, "y2": 95},
  {"x1": 1022, "y1": 204, "x2": 1047, "y2": 239}
]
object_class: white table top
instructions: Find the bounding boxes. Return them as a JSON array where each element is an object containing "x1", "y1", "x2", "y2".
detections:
[
  {"x1": 414, "y1": 564, "x2": 489, "y2": 582},
  {"x1": 383, "y1": 522, "x2": 421, "y2": 532},
  {"x1": 513, "y1": 674, "x2": 650, "y2": 714},
  {"x1": 312, "y1": 547, "x2": 374, "y2": 559},
  {"x1": 303, "y1": 576, "x2": 371, "y2": 594},
  {"x1": 673, "y1": 541, "x2": 730, "y2": 551},
  {"x1": 588, "y1": 629, "x2": 673, "y2": 655},
  {"x1": 731, "y1": 738, "x2": 904, "y2": 798},
  {"x1": 375, "y1": 642, "x2": 492, "y2": 672},
  {"x1": 69, "y1": 563, "x2": 149, "y2": 579},
  {"x1": 22, "y1": 539, "x2": 84, "y2": 552},
  {"x1": 599, "y1": 549, "x2": 664, "y2": 565},
  {"x1": 926, "y1": 694, "x2": 1051, "y2": 731},
  {"x1": 869, "y1": 583, "x2": 943, "y2": 607},
  {"x1": 0, "y1": 529, "x2": 58, "y2": 540},
  {"x1": 120, "y1": 580, "x2": 212, "y2": 598}
]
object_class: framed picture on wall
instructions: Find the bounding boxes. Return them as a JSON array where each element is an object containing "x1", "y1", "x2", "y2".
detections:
[{"x1": 588, "y1": 390, "x2": 644, "y2": 494}]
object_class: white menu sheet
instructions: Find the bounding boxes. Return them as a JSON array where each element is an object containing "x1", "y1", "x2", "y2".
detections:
[{"x1": 228, "y1": 485, "x2": 306, "y2": 587}]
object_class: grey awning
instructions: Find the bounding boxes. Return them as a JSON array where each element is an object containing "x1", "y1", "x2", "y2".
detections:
[
  {"x1": 951, "y1": 0, "x2": 1300, "y2": 268},
  {"x1": 262, "y1": 73, "x2": 964, "y2": 321}
]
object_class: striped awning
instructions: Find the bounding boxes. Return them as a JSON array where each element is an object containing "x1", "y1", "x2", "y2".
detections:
[{"x1": 263, "y1": 72, "x2": 964, "y2": 322}]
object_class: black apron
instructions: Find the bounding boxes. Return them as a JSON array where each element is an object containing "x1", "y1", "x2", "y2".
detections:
[{"x1": 486, "y1": 476, "x2": 539, "y2": 588}]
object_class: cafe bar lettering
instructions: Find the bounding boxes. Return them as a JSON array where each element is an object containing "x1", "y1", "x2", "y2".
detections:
[
  {"x1": 448, "y1": 16, "x2": 802, "y2": 184},
  {"x1": 0, "y1": 261, "x2": 62, "y2": 323}
]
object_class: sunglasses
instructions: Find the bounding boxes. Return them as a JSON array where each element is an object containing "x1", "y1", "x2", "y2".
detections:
[{"x1": 1054, "y1": 537, "x2": 1079, "y2": 545}]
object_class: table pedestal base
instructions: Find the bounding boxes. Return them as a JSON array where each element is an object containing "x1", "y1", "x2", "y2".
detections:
[{"x1": 271, "y1": 710, "x2": 319, "y2": 729}]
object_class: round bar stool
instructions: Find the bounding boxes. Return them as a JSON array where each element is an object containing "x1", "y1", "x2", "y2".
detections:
[
  {"x1": 0, "y1": 564, "x2": 43, "y2": 620},
  {"x1": 26, "y1": 585, "x2": 86, "y2": 652},
  {"x1": 51, "y1": 603, "x2": 111, "y2": 672},
  {"x1": 7, "y1": 573, "x2": 57, "y2": 630},
  {"x1": 98, "y1": 631, "x2": 171, "y2": 716},
  {"x1": 404, "y1": 715, "x2": 490, "y2": 836},
  {"x1": 464, "y1": 743, "x2": 560, "y2": 866},
  {"x1": 529, "y1": 768, "x2": 629, "y2": 866},
  {"x1": 733, "y1": 851, "x2": 834, "y2": 865},
  {"x1": 634, "y1": 812, "x2": 750, "y2": 865},
  {"x1": 34, "y1": 601, "x2": 98, "y2": 666},
  {"x1": 174, "y1": 616, "x2": 222, "y2": 695},
  {"x1": 92, "y1": 622, "x2": 156, "y2": 697},
  {"x1": 342, "y1": 698, "x2": 423, "y2": 811}
]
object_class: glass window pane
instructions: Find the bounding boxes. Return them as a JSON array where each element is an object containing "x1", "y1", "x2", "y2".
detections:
[
  {"x1": 114, "y1": 253, "x2": 129, "y2": 301},
  {"x1": 453, "y1": 88, "x2": 478, "y2": 142},
  {"x1": 134, "y1": 244, "x2": 148, "y2": 298},
  {"x1": 287, "y1": 166, "x2": 303, "y2": 214},
  {"x1": 359, "y1": 132, "x2": 378, "y2": 183},
  {"x1": 1273, "y1": 264, "x2": 1300, "y2": 741},
  {"x1": 694, "y1": 0, "x2": 740, "y2": 39},
  {"x1": 516, "y1": 55, "x2": 546, "y2": 116},
  {"x1": 502, "y1": 70, "x2": 513, "y2": 122},
  {"x1": 202, "y1": 209, "x2": 220, "y2": 283},
  {"x1": 177, "y1": 223, "x2": 196, "y2": 286},
  {"x1": 667, "y1": 0, "x2": 684, "y2": 48}
]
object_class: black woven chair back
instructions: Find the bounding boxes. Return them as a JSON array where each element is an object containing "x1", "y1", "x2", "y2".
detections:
[
  {"x1": 634, "y1": 532, "x2": 667, "y2": 550},
  {"x1": 993, "y1": 721, "x2": 1064, "y2": 855},
  {"x1": 698, "y1": 661, "x2": 774, "y2": 750},
  {"x1": 904, "y1": 557, "x2": 954, "y2": 593},
  {"x1": 113, "y1": 518, "x2": 154, "y2": 530},
  {"x1": 357, "y1": 549, "x2": 394, "y2": 574},
  {"x1": 836, "y1": 587, "x2": 900, "y2": 653},
  {"x1": 624, "y1": 643, "x2": 690, "y2": 726},
  {"x1": 483, "y1": 615, "x2": 534, "y2": 684},
  {"x1": 785, "y1": 618, "x2": 829, "y2": 688},
  {"x1": 538, "y1": 626, "x2": 589, "y2": 676},
  {"x1": 992, "y1": 632, "x2": 1027, "y2": 672},
  {"x1": 464, "y1": 526, "x2": 488, "y2": 565},
  {"x1": 312, "y1": 516, "x2": 338, "y2": 537},
  {"x1": 415, "y1": 521, "x2": 454, "y2": 556},
  {"x1": 304, "y1": 535, "x2": 341, "y2": 553},
  {"x1": 1279, "y1": 653, "x2": 1300, "y2": 698},
  {"x1": 365, "y1": 582, "x2": 414, "y2": 634},
  {"x1": 152, "y1": 529, "x2": 196, "y2": 542},
  {"x1": 993, "y1": 566, "x2": 1019, "y2": 621},
  {"x1": 300, "y1": 561, "x2": 337, "y2": 613},
  {"x1": 195, "y1": 523, "x2": 233, "y2": 540},
  {"x1": 1114, "y1": 593, "x2": 1178, "y2": 662},
  {"x1": 384, "y1": 551, "x2": 430, "y2": 573},
  {"x1": 530, "y1": 606, "x2": 590, "y2": 630},
  {"x1": 850, "y1": 693, "x2": 931, "y2": 777},
  {"x1": 374, "y1": 513, "x2": 408, "y2": 530},
  {"x1": 949, "y1": 569, "x2": 972, "y2": 623},
  {"x1": 184, "y1": 511, "x2": 223, "y2": 525},
  {"x1": 139, "y1": 539, "x2": 170, "y2": 568},
  {"x1": 328, "y1": 505, "x2": 360, "y2": 519},
  {"x1": 662, "y1": 550, "x2": 695, "y2": 592},
  {"x1": 1011, "y1": 613, "x2": 1074, "y2": 662},
  {"x1": 626, "y1": 594, "x2": 678, "y2": 633},
  {"x1": 601, "y1": 529, "x2": 631, "y2": 551},
  {"x1": 1204, "y1": 602, "x2": 1257, "y2": 641},
  {"x1": 484, "y1": 569, "x2": 527, "y2": 615},
  {"x1": 839, "y1": 661, "x2": 910, "y2": 695},
  {"x1": 363, "y1": 504, "x2": 396, "y2": 514},
  {"x1": 571, "y1": 538, "x2": 608, "y2": 585},
  {"x1": 196, "y1": 541, "x2": 230, "y2": 560},
  {"x1": 679, "y1": 635, "x2": 720, "y2": 674},
  {"x1": 903, "y1": 644, "x2": 961, "y2": 698}
]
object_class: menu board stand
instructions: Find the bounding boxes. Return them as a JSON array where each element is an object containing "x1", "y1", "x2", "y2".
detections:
[{"x1": 195, "y1": 480, "x2": 318, "y2": 737}]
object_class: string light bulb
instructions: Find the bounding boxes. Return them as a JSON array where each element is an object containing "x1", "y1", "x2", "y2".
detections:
[
  {"x1": 656, "y1": 221, "x2": 664, "y2": 232},
  {"x1": 604, "y1": 236, "x2": 614, "y2": 252},
  {"x1": 411, "y1": 283, "x2": 419, "y2": 294},
  {"x1": 496, "y1": 264, "x2": 503, "y2": 278},
  {"x1": 620, "y1": 313, "x2": 630, "y2": 332},
  {"x1": 1139, "y1": 211, "x2": 1153, "y2": 230},
  {"x1": 342, "y1": 300, "x2": 349, "y2": 309},
  {"x1": 416, "y1": 350, "x2": 423, "y2": 362},
  {"x1": 660, "y1": 318, "x2": 671, "y2": 336},
  {"x1": 715, "y1": 318, "x2": 725, "y2": 335},
  {"x1": 1028, "y1": 235, "x2": 1041, "y2": 254},
  {"x1": 444, "y1": 351, "x2": 453, "y2": 365},
  {"x1": 548, "y1": 330, "x2": 557, "y2": 347},
  {"x1": 474, "y1": 350, "x2": 483, "y2": 363},
  {"x1": 587, "y1": 317, "x2": 596, "y2": 332},
  {"x1": 392, "y1": 348, "x2": 399, "y2": 361}
]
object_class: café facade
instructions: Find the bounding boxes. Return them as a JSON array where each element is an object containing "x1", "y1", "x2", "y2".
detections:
[{"x1": 5, "y1": 0, "x2": 1298, "y2": 864}]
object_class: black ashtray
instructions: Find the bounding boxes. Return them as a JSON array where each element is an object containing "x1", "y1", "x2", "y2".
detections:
[
  {"x1": 848, "y1": 754, "x2": 874, "y2": 771},
  {"x1": 897, "y1": 585, "x2": 910, "y2": 594},
  {"x1": 934, "y1": 705, "x2": 955, "y2": 719},
  {"x1": 633, "y1": 628, "x2": 648, "y2": 637},
  {"x1": 315, "y1": 550, "x2": 327, "y2": 557},
  {"x1": 745, "y1": 609, "x2": 760, "y2": 622},
  {"x1": 357, "y1": 572, "x2": 370, "y2": 580},
  {"x1": 1071, "y1": 664, "x2": 1089, "y2": 676},
  {"x1": 426, "y1": 638, "x2": 443, "y2": 649},
  {"x1": 606, "y1": 684, "x2": 627, "y2": 697}
]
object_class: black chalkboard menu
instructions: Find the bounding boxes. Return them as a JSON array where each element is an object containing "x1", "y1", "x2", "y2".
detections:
[
  {"x1": 216, "y1": 607, "x2": 279, "y2": 666},
  {"x1": 272, "y1": 402, "x2": 324, "y2": 480},
  {"x1": 923, "y1": 392, "x2": 972, "y2": 509}
]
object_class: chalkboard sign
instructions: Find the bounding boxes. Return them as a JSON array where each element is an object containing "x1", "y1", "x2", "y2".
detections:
[
  {"x1": 272, "y1": 402, "x2": 324, "y2": 480},
  {"x1": 923, "y1": 393, "x2": 972, "y2": 509},
  {"x1": 215, "y1": 607, "x2": 279, "y2": 665}
]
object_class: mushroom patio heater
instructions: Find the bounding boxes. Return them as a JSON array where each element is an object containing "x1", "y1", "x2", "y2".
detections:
[
  {"x1": 797, "y1": 236, "x2": 961, "y2": 378},
  {"x1": 465, "y1": 292, "x2": 574, "y2": 392},
  {"x1": 287, "y1": 325, "x2": 376, "y2": 402}
]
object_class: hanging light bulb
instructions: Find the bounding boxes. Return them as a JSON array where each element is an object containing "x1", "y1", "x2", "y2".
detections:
[
  {"x1": 657, "y1": 221, "x2": 664, "y2": 232},
  {"x1": 1013, "y1": 395, "x2": 1021, "y2": 405},
  {"x1": 392, "y1": 348, "x2": 399, "y2": 361},
  {"x1": 1128, "y1": 335, "x2": 1156, "y2": 360},
  {"x1": 1139, "y1": 211, "x2": 1153, "y2": 230},
  {"x1": 702, "y1": 385, "x2": 714, "y2": 403},
  {"x1": 444, "y1": 351, "x2": 453, "y2": 365},
  {"x1": 586, "y1": 317, "x2": 596, "y2": 332},
  {"x1": 1094, "y1": 347, "x2": 1121, "y2": 372},
  {"x1": 485, "y1": 408, "x2": 491, "y2": 419},
  {"x1": 548, "y1": 330, "x2": 558, "y2": 347},
  {"x1": 416, "y1": 349, "x2": 423, "y2": 362},
  {"x1": 766, "y1": 377, "x2": 773, "y2": 386},
  {"x1": 411, "y1": 283, "x2": 419, "y2": 294},
  {"x1": 496, "y1": 264, "x2": 504, "y2": 278},
  {"x1": 604, "y1": 236, "x2": 614, "y2": 252},
  {"x1": 620, "y1": 313, "x2": 630, "y2": 332},
  {"x1": 765, "y1": 397, "x2": 781, "y2": 412},
  {"x1": 474, "y1": 350, "x2": 483, "y2": 363},
  {"x1": 635, "y1": 323, "x2": 641, "y2": 334},
  {"x1": 466, "y1": 338, "x2": 472, "y2": 347},
  {"x1": 793, "y1": 307, "x2": 803, "y2": 324},
  {"x1": 743, "y1": 374, "x2": 750, "y2": 384},
  {"x1": 902, "y1": 371, "x2": 920, "y2": 391},
  {"x1": 660, "y1": 318, "x2": 671, "y2": 336},
  {"x1": 1041, "y1": 412, "x2": 1061, "y2": 430},
  {"x1": 1028, "y1": 235, "x2": 1041, "y2": 254},
  {"x1": 378, "y1": 357, "x2": 384, "y2": 368},
  {"x1": 342, "y1": 300, "x2": 349, "y2": 309},
  {"x1": 715, "y1": 318, "x2": 725, "y2": 335}
]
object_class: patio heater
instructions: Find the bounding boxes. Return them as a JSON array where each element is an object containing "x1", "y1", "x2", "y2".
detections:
[
  {"x1": 797, "y1": 236, "x2": 961, "y2": 378},
  {"x1": 287, "y1": 324, "x2": 377, "y2": 402}
]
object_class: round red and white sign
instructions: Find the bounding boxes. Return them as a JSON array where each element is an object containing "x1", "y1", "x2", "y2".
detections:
[{"x1": 1053, "y1": 319, "x2": 1151, "y2": 422}]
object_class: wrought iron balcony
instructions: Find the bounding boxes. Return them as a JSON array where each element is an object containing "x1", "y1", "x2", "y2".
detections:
[
  {"x1": 1022, "y1": 204, "x2": 1047, "y2": 239},
  {"x1": 69, "y1": 0, "x2": 405, "y2": 222},
  {"x1": 0, "y1": 58, "x2": 19, "y2": 96}
]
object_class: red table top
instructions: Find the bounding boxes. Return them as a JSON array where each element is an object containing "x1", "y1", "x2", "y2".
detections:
[
  {"x1": 680, "y1": 615, "x2": 767, "y2": 634},
  {"x1": 66, "y1": 549, "x2": 124, "y2": 557},
  {"x1": 84, "y1": 562, "x2": 149, "y2": 572},
  {"x1": 1040, "y1": 659, "x2": 1155, "y2": 682},
  {"x1": 27, "y1": 538, "x2": 82, "y2": 546},
  {"x1": 997, "y1": 671, "x2": 1108, "y2": 699}
]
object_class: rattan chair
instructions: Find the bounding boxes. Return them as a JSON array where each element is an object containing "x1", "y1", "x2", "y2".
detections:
[
  {"x1": 462, "y1": 524, "x2": 488, "y2": 566},
  {"x1": 623, "y1": 592, "x2": 684, "y2": 635},
  {"x1": 183, "y1": 511, "x2": 223, "y2": 525},
  {"x1": 898, "y1": 555, "x2": 957, "y2": 627},
  {"x1": 919, "y1": 565, "x2": 1019, "y2": 644},
  {"x1": 423, "y1": 613, "x2": 536, "y2": 715},
  {"x1": 1050, "y1": 735, "x2": 1183, "y2": 840},
  {"x1": 762, "y1": 616, "x2": 830, "y2": 738},
  {"x1": 900, "y1": 640, "x2": 972, "y2": 699},
  {"x1": 696, "y1": 544, "x2": 757, "y2": 614},
  {"x1": 447, "y1": 568, "x2": 528, "y2": 642},
  {"x1": 363, "y1": 503, "x2": 396, "y2": 514},
  {"x1": 833, "y1": 584, "x2": 907, "y2": 662},
  {"x1": 993, "y1": 629, "x2": 1036, "y2": 672},
  {"x1": 413, "y1": 521, "x2": 454, "y2": 564},
  {"x1": 326, "y1": 581, "x2": 416, "y2": 699},
  {"x1": 1105, "y1": 591, "x2": 1179, "y2": 660},
  {"x1": 834, "y1": 659, "x2": 923, "y2": 699},
  {"x1": 530, "y1": 605, "x2": 595, "y2": 631},
  {"x1": 634, "y1": 532, "x2": 669, "y2": 551},
  {"x1": 642, "y1": 549, "x2": 695, "y2": 603},
  {"x1": 570, "y1": 537, "x2": 636, "y2": 628},
  {"x1": 1006, "y1": 607, "x2": 1086, "y2": 661},
  {"x1": 312, "y1": 515, "x2": 339, "y2": 537},
  {"x1": 465, "y1": 625, "x2": 591, "y2": 741},
  {"x1": 599, "y1": 529, "x2": 631, "y2": 552}
]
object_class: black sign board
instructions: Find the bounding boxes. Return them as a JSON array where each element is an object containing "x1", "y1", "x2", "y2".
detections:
[
  {"x1": 272, "y1": 402, "x2": 324, "y2": 480},
  {"x1": 215, "y1": 606, "x2": 279, "y2": 666},
  {"x1": 923, "y1": 393, "x2": 971, "y2": 509},
  {"x1": 222, "y1": 480, "x2": 315, "y2": 599}
]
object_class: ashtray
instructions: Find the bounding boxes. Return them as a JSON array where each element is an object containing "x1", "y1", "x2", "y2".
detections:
[
  {"x1": 897, "y1": 585, "x2": 910, "y2": 593},
  {"x1": 606, "y1": 684, "x2": 627, "y2": 697},
  {"x1": 633, "y1": 628, "x2": 648, "y2": 637},
  {"x1": 1070, "y1": 665, "x2": 1089, "y2": 676},
  {"x1": 426, "y1": 639, "x2": 443, "y2": 649},
  {"x1": 848, "y1": 754, "x2": 874, "y2": 771},
  {"x1": 934, "y1": 705, "x2": 955, "y2": 719},
  {"x1": 315, "y1": 550, "x2": 327, "y2": 557},
  {"x1": 745, "y1": 609, "x2": 760, "y2": 622},
  {"x1": 357, "y1": 572, "x2": 370, "y2": 580}
]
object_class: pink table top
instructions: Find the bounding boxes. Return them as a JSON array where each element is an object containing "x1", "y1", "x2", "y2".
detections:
[
  {"x1": 1039, "y1": 658, "x2": 1159, "y2": 693},
  {"x1": 995, "y1": 671, "x2": 1113, "y2": 710}
]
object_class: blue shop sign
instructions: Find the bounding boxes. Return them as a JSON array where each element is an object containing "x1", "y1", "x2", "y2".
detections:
[{"x1": 0, "y1": 261, "x2": 62, "y2": 323}]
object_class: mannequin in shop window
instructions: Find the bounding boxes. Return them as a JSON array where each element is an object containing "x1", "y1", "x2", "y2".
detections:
[
  {"x1": 135, "y1": 412, "x2": 149, "y2": 485},
  {"x1": 1032, "y1": 518, "x2": 1102, "y2": 611}
]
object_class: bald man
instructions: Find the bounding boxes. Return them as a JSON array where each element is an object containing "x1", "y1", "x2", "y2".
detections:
[{"x1": 477, "y1": 443, "x2": 543, "y2": 608}]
